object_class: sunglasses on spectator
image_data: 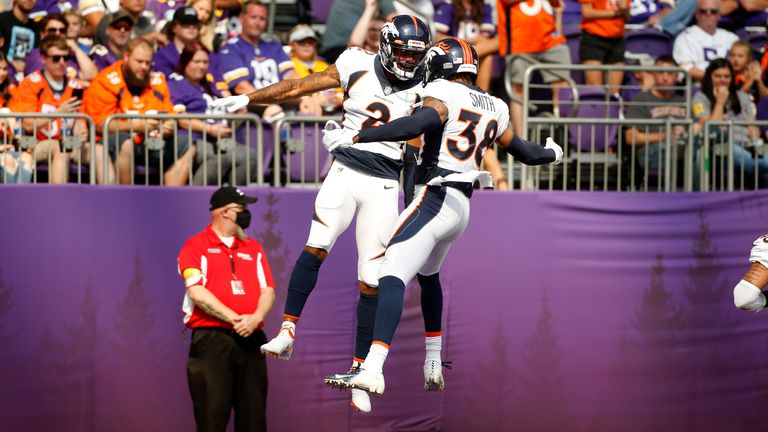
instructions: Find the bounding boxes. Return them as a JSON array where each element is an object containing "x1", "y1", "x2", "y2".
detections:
[
  {"x1": 45, "y1": 26, "x2": 67, "y2": 34},
  {"x1": 45, "y1": 55, "x2": 69, "y2": 63},
  {"x1": 110, "y1": 23, "x2": 132, "y2": 32},
  {"x1": 698, "y1": 8, "x2": 719, "y2": 14}
]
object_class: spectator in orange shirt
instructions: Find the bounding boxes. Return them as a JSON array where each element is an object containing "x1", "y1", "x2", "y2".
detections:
[
  {"x1": 497, "y1": 0, "x2": 572, "y2": 135},
  {"x1": 10, "y1": 35, "x2": 87, "y2": 184},
  {"x1": 83, "y1": 38, "x2": 194, "y2": 185},
  {"x1": 579, "y1": 0, "x2": 630, "y2": 94}
]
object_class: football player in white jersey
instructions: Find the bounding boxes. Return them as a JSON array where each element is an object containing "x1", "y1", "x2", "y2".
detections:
[
  {"x1": 733, "y1": 234, "x2": 768, "y2": 312},
  {"x1": 322, "y1": 37, "x2": 563, "y2": 398},
  {"x1": 212, "y1": 15, "x2": 444, "y2": 413}
]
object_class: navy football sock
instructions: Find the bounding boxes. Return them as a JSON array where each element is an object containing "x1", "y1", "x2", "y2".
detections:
[
  {"x1": 283, "y1": 250, "x2": 324, "y2": 318},
  {"x1": 354, "y1": 293, "x2": 378, "y2": 361},
  {"x1": 418, "y1": 273, "x2": 443, "y2": 334},
  {"x1": 372, "y1": 276, "x2": 406, "y2": 346}
]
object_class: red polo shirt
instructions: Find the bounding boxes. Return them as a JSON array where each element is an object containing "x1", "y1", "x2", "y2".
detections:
[{"x1": 178, "y1": 225, "x2": 275, "y2": 329}]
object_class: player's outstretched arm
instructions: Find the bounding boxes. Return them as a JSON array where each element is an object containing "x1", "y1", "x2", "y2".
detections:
[
  {"x1": 734, "y1": 260, "x2": 768, "y2": 312},
  {"x1": 211, "y1": 65, "x2": 342, "y2": 112},
  {"x1": 353, "y1": 97, "x2": 449, "y2": 144},
  {"x1": 496, "y1": 128, "x2": 563, "y2": 165}
]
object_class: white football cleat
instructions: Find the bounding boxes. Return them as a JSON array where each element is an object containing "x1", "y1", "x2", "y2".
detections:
[
  {"x1": 424, "y1": 359, "x2": 444, "y2": 392},
  {"x1": 260, "y1": 327, "x2": 294, "y2": 360},
  {"x1": 350, "y1": 389, "x2": 371, "y2": 413},
  {"x1": 349, "y1": 368, "x2": 385, "y2": 395}
]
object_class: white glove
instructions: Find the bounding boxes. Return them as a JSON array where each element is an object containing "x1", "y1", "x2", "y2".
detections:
[
  {"x1": 321, "y1": 121, "x2": 357, "y2": 152},
  {"x1": 210, "y1": 94, "x2": 250, "y2": 113},
  {"x1": 734, "y1": 279, "x2": 766, "y2": 312},
  {"x1": 545, "y1": 137, "x2": 563, "y2": 165}
]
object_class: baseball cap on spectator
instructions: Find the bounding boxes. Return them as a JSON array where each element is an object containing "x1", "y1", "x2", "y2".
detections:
[
  {"x1": 210, "y1": 186, "x2": 258, "y2": 210},
  {"x1": 173, "y1": 7, "x2": 201, "y2": 25},
  {"x1": 108, "y1": 11, "x2": 134, "y2": 27},
  {"x1": 289, "y1": 25, "x2": 319, "y2": 43}
]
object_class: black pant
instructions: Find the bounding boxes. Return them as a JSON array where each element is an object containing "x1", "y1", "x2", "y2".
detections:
[{"x1": 187, "y1": 327, "x2": 268, "y2": 432}]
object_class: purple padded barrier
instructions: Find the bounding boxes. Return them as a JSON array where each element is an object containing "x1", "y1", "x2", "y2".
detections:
[{"x1": 1, "y1": 186, "x2": 768, "y2": 431}]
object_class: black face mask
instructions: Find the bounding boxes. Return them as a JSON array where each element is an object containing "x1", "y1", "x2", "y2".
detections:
[{"x1": 235, "y1": 209, "x2": 251, "y2": 229}]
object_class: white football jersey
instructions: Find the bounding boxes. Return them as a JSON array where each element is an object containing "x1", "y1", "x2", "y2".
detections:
[
  {"x1": 420, "y1": 79, "x2": 510, "y2": 174},
  {"x1": 335, "y1": 47, "x2": 423, "y2": 162},
  {"x1": 749, "y1": 234, "x2": 768, "y2": 269}
]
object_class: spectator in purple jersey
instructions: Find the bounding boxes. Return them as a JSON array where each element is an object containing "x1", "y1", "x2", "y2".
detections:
[
  {"x1": 629, "y1": 0, "x2": 674, "y2": 26},
  {"x1": 434, "y1": 0, "x2": 497, "y2": 90},
  {"x1": 168, "y1": 42, "x2": 256, "y2": 185},
  {"x1": 89, "y1": 11, "x2": 133, "y2": 71},
  {"x1": 23, "y1": 13, "x2": 97, "y2": 81},
  {"x1": 218, "y1": 0, "x2": 299, "y2": 121},
  {"x1": 153, "y1": 7, "x2": 200, "y2": 76}
]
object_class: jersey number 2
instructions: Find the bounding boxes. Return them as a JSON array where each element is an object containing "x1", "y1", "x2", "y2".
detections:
[
  {"x1": 361, "y1": 102, "x2": 391, "y2": 129},
  {"x1": 447, "y1": 109, "x2": 499, "y2": 165}
]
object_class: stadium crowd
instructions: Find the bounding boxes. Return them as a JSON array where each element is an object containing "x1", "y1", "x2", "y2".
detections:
[{"x1": 0, "y1": 0, "x2": 767, "y2": 187}]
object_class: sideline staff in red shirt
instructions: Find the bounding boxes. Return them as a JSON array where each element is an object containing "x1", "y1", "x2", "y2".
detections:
[{"x1": 178, "y1": 186, "x2": 275, "y2": 432}]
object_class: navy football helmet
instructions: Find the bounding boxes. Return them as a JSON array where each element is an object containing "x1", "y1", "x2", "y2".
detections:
[
  {"x1": 379, "y1": 15, "x2": 431, "y2": 80},
  {"x1": 422, "y1": 37, "x2": 479, "y2": 85}
]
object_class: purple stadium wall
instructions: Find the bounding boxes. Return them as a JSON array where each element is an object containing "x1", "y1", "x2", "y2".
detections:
[{"x1": 1, "y1": 186, "x2": 767, "y2": 432}]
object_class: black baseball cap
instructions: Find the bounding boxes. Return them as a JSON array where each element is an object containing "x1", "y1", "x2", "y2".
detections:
[
  {"x1": 173, "y1": 7, "x2": 200, "y2": 25},
  {"x1": 210, "y1": 186, "x2": 258, "y2": 210},
  {"x1": 108, "y1": 11, "x2": 134, "y2": 27}
]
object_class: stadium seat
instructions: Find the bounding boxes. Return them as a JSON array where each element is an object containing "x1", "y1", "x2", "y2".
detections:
[
  {"x1": 624, "y1": 28, "x2": 673, "y2": 62},
  {"x1": 560, "y1": 87, "x2": 621, "y2": 152}
]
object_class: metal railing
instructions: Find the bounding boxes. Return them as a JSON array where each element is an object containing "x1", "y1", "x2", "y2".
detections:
[
  {"x1": 522, "y1": 117, "x2": 697, "y2": 192},
  {"x1": 700, "y1": 120, "x2": 768, "y2": 192},
  {"x1": 0, "y1": 112, "x2": 96, "y2": 184},
  {"x1": 520, "y1": 64, "x2": 692, "y2": 136},
  {"x1": 102, "y1": 113, "x2": 263, "y2": 186},
  {"x1": 272, "y1": 114, "x2": 341, "y2": 187}
]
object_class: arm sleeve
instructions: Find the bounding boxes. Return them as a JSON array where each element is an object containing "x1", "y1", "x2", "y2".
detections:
[
  {"x1": 357, "y1": 106, "x2": 443, "y2": 143},
  {"x1": 505, "y1": 133, "x2": 556, "y2": 164},
  {"x1": 82, "y1": 78, "x2": 119, "y2": 127},
  {"x1": 402, "y1": 143, "x2": 419, "y2": 207},
  {"x1": 219, "y1": 46, "x2": 253, "y2": 90},
  {"x1": 8, "y1": 78, "x2": 36, "y2": 113},
  {"x1": 178, "y1": 241, "x2": 204, "y2": 288}
]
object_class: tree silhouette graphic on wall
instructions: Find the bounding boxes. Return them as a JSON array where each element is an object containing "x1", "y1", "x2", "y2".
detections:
[
  {"x1": 109, "y1": 252, "x2": 172, "y2": 432},
  {"x1": 510, "y1": 292, "x2": 571, "y2": 432},
  {"x1": 679, "y1": 210, "x2": 738, "y2": 431},
  {"x1": 455, "y1": 316, "x2": 513, "y2": 432},
  {"x1": 605, "y1": 254, "x2": 684, "y2": 432},
  {"x1": 252, "y1": 192, "x2": 291, "y2": 329},
  {"x1": 58, "y1": 278, "x2": 101, "y2": 432}
]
